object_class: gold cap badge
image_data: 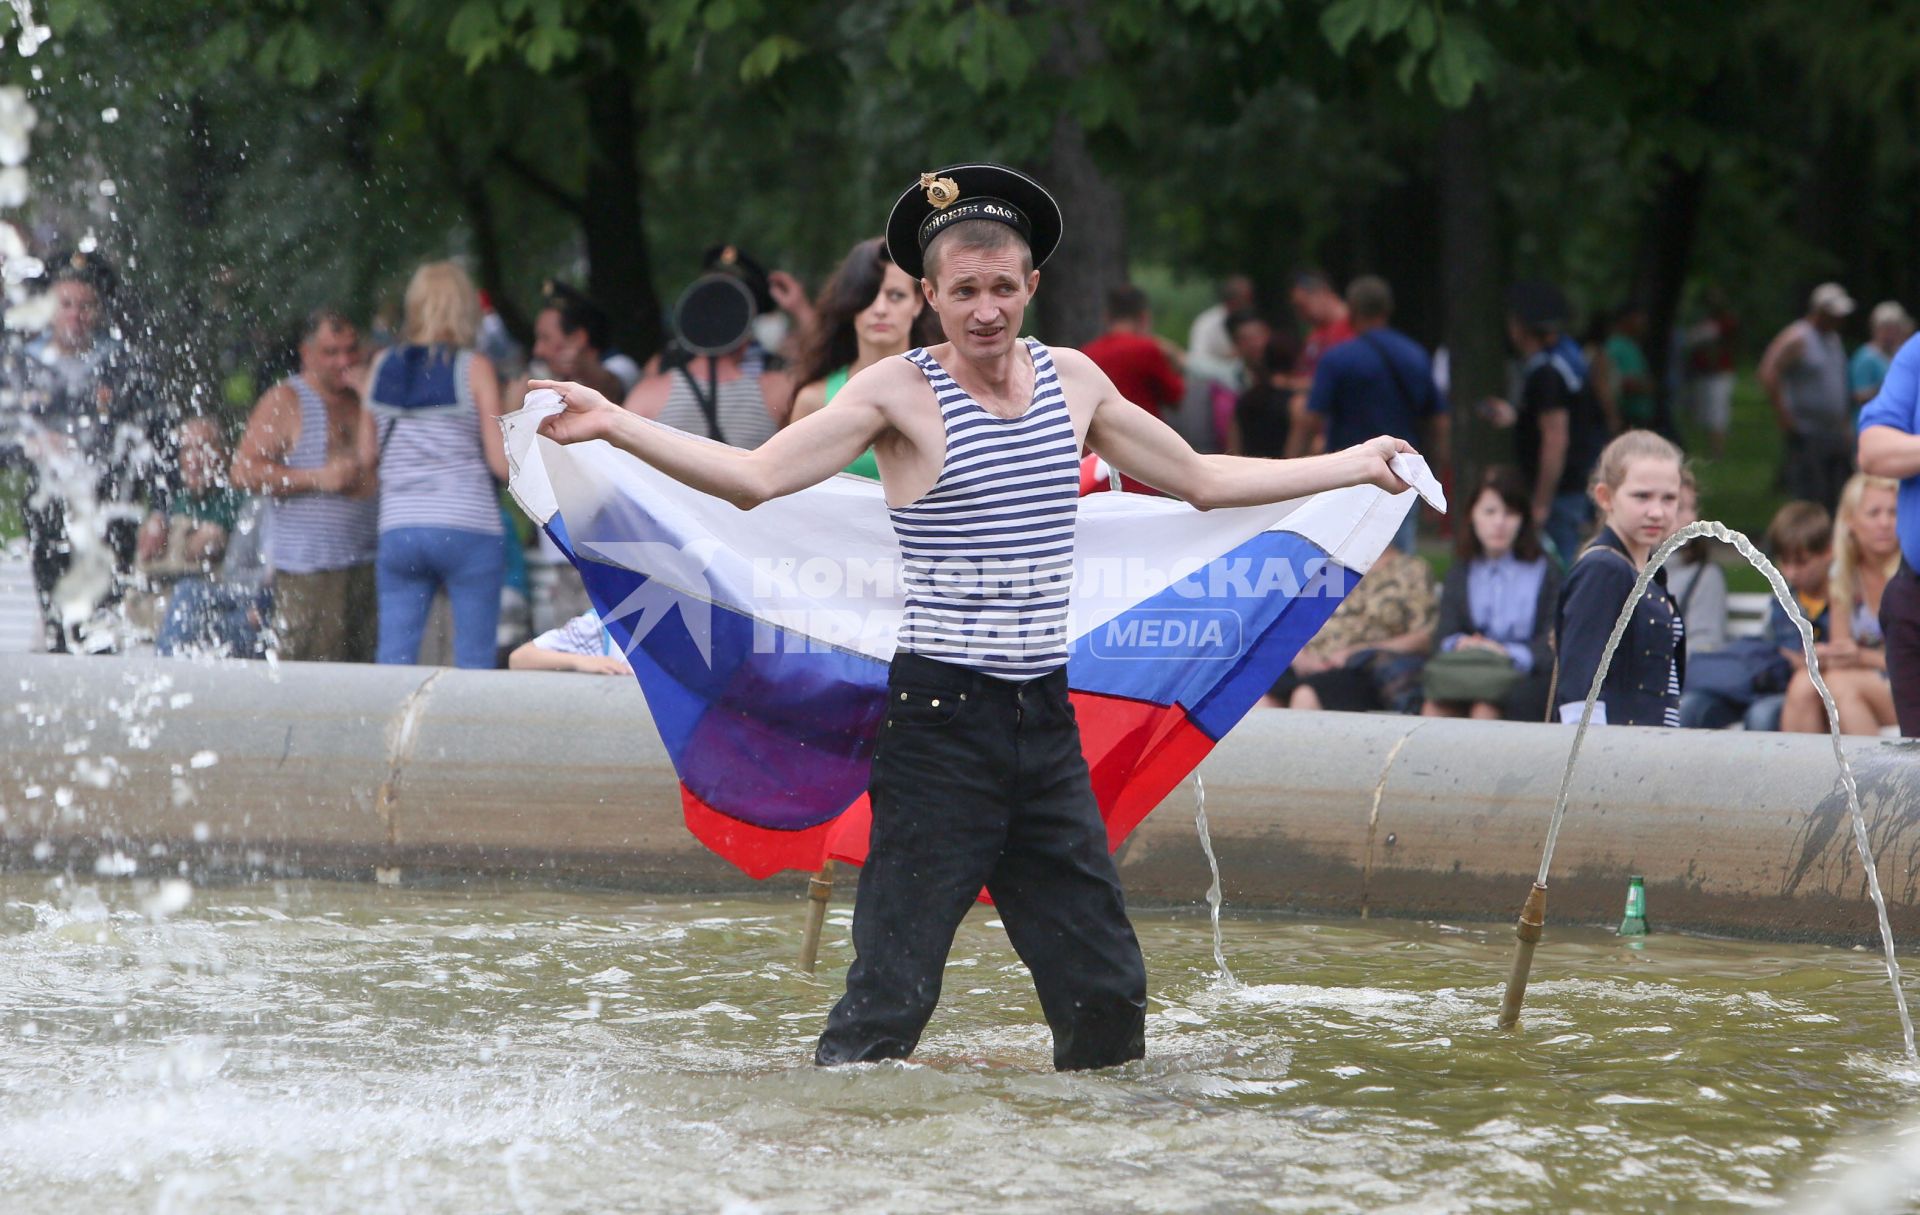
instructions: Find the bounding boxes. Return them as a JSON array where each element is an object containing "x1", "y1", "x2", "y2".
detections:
[{"x1": 920, "y1": 173, "x2": 960, "y2": 210}]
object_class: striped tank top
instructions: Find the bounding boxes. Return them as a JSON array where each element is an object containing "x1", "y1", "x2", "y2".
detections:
[
  {"x1": 367, "y1": 346, "x2": 503, "y2": 536},
  {"x1": 265, "y1": 375, "x2": 378, "y2": 575},
  {"x1": 892, "y1": 338, "x2": 1079, "y2": 680},
  {"x1": 656, "y1": 350, "x2": 779, "y2": 450}
]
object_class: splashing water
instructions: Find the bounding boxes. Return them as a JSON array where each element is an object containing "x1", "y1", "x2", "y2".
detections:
[
  {"x1": 1531, "y1": 520, "x2": 1916, "y2": 1063},
  {"x1": 1193, "y1": 775, "x2": 1238, "y2": 987},
  {"x1": 0, "y1": 414, "x2": 137, "y2": 652},
  {"x1": 6, "y1": 0, "x2": 46, "y2": 56}
]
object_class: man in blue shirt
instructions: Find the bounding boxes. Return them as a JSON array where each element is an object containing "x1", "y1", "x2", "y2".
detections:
[
  {"x1": 1857, "y1": 331, "x2": 1920, "y2": 734},
  {"x1": 1302, "y1": 275, "x2": 1449, "y2": 551}
]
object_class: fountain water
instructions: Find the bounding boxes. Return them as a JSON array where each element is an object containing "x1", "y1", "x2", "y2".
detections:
[
  {"x1": 1496, "y1": 520, "x2": 1918, "y2": 1065},
  {"x1": 1192, "y1": 775, "x2": 1238, "y2": 987}
]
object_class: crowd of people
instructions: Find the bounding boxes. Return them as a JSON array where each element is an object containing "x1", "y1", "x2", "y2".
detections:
[{"x1": 5, "y1": 234, "x2": 1920, "y2": 739}]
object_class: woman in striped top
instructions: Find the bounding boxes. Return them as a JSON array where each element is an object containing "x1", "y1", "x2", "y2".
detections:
[{"x1": 360, "y1": 261, "x2": 510, "y2": 669}]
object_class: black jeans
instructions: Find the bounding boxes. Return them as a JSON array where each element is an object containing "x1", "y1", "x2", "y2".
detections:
[{"x1": 815, "y1": 652, "x2": 1148, "y2": 1072}]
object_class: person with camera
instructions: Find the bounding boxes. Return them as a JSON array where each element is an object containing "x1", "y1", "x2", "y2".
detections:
[{"x1": 622, "y1": 246, "x2": 797, "y2": 449}]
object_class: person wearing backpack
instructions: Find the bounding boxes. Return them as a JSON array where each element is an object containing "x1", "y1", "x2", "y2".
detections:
[
  {"x1": 1553, "y1": 430, "x2": 1686, "y2": 727},
  {"x1": 1300, "y1": 275, "x2": 1449, "y2": 552}
]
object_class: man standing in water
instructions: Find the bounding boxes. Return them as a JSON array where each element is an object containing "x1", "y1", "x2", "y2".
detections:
[{"x1": 533, "y1": 164, "x2": 1415, "y2": 1071}]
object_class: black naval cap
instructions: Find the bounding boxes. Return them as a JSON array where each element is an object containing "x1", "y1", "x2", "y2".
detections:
[{"x1": 885, "y1": 163, "x2": 1062, "y2": 281}]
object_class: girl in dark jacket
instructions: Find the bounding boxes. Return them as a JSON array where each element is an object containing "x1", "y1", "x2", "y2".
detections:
[
  {"x1": 1423, "y1": 466, "x2": 1560, "y2": 721},
  {"x1": 1554, "y1": 430, "x2": 1686, "y2": 727}
]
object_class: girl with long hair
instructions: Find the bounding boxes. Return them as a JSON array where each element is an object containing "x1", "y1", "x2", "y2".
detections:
[
  {"x1": 1782, "y1": 472, "x2": 1901, "y2": 734},
  {"x1": 787, "y1": 237, "x2": 940, "y2": 478},
  {"x1": 1422, "y1": 466, "x2": 1559, "y2": 721},
  {"x1": 1553, "y1": 430, "x2": 1685, "y2": 726}
]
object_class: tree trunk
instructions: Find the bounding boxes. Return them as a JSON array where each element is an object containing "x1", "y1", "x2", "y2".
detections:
[
  {"x1": 459, "y1": 172, "x2": 532, "y2": 350},
  {"x1": 580, "y1": 64, "x2": 661, "y2": 364},
  {"x1": 1033, "y1": 1, "x2": 1123, "y2": 349},
  {"x1": 1438, "y1": 100, "x2": 1505, "y2": 490},
  {"x1": 1631, "y1": 154, "x2": 1705, "y2": 445},
  {"x1": 1035, "y1": 113, "x2": 1125, "y2": 349}
]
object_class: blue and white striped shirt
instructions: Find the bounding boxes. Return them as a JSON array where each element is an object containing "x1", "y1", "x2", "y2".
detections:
[{"x1": 892, "y1": 339, "x2": 1079, "y2": 680}]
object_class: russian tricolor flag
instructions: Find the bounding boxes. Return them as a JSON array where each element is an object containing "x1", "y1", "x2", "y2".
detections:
[{"x1": 505, "y1": 398, "x2": 1439, "y2": 880}]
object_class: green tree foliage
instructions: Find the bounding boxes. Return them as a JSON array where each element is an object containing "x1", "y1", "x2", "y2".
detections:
[{"x1": 10, "y1": 0, "x2": 1920, "y2": 497}]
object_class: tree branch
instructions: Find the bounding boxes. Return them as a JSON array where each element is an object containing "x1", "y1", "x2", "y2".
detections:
[{"x1": 494, "y1": 149, "x2": 587, "y2": 218}]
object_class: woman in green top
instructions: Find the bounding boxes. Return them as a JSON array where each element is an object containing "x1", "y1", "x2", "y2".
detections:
[{"x1": 787, "y1": 237, "x2": 939, "y2": 478}]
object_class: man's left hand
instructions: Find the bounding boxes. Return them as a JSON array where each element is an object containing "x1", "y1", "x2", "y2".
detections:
[
  {"x1": 1350, "y1": 435, "x2": 1414, "y2": 493},
  {"x1": 530, "y1": 380, "x2": 620, "y2": 446}
]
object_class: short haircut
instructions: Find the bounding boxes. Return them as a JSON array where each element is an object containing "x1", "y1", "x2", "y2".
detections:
[
  {"x1": 1291, "y1": 269, "x2": 1333, "y2": 295},
  {"x1": 302, "y1": 307, "x2": 355, "y2": 343},
  {"x1": 1767, "y1": 500, "x2": 1833, "y2": 560},
  {"x1": 1105, "y1": 284, "x2": 1149, "y2": 321},
  {"x1": 543, "y1": 281, "x2": 611, "y2": 352},
  {"x1": 922, "y1": 219, "x2": 1033, "y2": 283},
  {"x1": 1225, "y1": 308, "x2": 1265, "y2": 336},
  {"x1": 1346, "y1": 275, "x2": 1393, "y2": 322}
]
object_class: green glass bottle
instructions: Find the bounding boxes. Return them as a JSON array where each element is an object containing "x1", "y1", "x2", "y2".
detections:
[{"x1": 1618, "y1": 875, "x2": 1648, "y2": 936}]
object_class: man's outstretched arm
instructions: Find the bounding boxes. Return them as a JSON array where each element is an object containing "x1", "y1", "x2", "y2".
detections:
[
  {"x1": 1068, "y1": 352, "x2": 1412, "y2": 509},
  {"x1": 530, "y1": 367, "x2": 893, "y2": 510}
]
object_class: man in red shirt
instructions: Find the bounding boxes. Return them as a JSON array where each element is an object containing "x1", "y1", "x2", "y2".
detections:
[
  {"x1": 1081, "y1": 284, "x2": 1186, "y2": 493},
  {"x1": 1285, "y1": 270, "x2": 1356, "y2": 456},
  {"x1": 1083, "y1": 284, "x2": 1184, "y2": 419}
]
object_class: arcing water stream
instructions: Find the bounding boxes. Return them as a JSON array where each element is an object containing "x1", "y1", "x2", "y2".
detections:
[{"x1": 1502, "y1": 520, "x2": 1918, "y2": 1063}]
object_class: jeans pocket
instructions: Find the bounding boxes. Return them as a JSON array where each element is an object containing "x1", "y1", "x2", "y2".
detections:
[{"x1": 886, "y1": 685, "x2": 968, "y2": 728}]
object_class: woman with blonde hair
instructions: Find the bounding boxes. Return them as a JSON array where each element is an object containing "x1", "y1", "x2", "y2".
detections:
[
  {"x1": 1782, "y1": 472, "x2": 1901, "y2": 734},
  {"x1": 359, "y1": 260, "x2": 511, "y2": 668}
]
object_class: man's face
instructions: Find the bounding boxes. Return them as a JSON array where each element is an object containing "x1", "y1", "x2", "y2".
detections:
[
  {"x1": 177, "y1": 419, "x2": 223, "y2": 493},
  {"x1": 1289, "y1": 285, "x2": 1318, "y2": 326},
  {"x1": 301, "y1": 322, "x2": 360, "y2": 394},
  {"x1": 1231, "y1": 319, "x2": 1270, "y2": 367},
  {"x1": 51, "y1": 280, "x2": 100, "y2": 348},
  {"x1": 1777, "y1": 549, "x2": 1832, "y2": 598},
  {"x1": 533, "y1": 308, "x2": 588, "y2": 376},
  {"x1": 924, "y1": 247, "x2": 1038, "y2": 362},
  {"x1": 1506, "y1": 315, "x2": 1540, "y2": 354}
]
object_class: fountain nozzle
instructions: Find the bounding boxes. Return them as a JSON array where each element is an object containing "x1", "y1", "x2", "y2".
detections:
[{"x1": 1497, "y1": 882, "x2": 1548, "y2": 1030}]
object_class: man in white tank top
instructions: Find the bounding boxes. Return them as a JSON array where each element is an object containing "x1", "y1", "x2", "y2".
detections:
[
  {"x1": 1761, "y1": 282, "x2": 1857, "y2": 510},
  {"x1": 533, "y1": 165, "x2": 1419, "y2": 1071},
  {"x1": 230, "y1": 311, "x2": 379, "y2": 662}
]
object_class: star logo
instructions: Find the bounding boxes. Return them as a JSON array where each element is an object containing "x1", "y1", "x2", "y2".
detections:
[{"x1": 576, "y1": 539, "x2": 721, "y2": 667}]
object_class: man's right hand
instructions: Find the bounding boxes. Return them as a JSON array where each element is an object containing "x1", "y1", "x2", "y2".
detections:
[
  {"x1": 310, "y1": 452, "x2": 359, "y2": 494},
  {"x1": 529, "y1": 379, "x2": 620, "y2": 446}
]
